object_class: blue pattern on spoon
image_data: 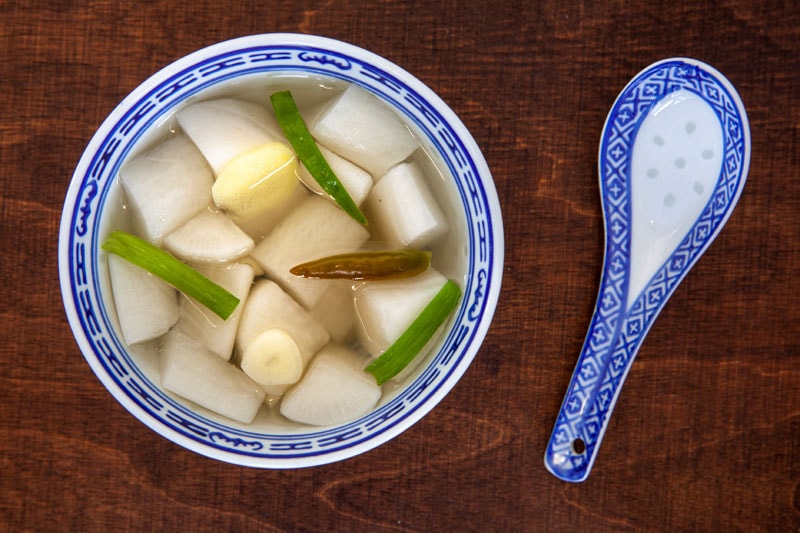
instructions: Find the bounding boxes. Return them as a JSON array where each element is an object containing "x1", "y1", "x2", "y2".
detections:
[{"x1": 544, "y1": 58, "x2": 750, "y2": 482}]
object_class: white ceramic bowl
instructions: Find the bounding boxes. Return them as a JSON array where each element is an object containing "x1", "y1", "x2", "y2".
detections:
[{"x1": 59, "y1": 33, "x2": 503, "y2": 467}]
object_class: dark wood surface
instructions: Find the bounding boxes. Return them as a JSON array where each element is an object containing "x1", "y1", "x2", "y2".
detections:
[{"x1": 2, "y1": 1, "x2": 798, "y2": 531}]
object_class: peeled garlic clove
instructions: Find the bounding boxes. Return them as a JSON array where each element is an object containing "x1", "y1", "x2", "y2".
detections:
[
  {"x1": 240, "y1": 328, "x2": 304, "y2": 387},
  {"x1": 212, "y1": 142, "x2": 300, "y2": 221}
]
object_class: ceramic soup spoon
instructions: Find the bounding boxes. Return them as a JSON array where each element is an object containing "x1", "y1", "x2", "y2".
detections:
[{"x1": 544, "y1": 58, "x2": 750, "y2": 482}]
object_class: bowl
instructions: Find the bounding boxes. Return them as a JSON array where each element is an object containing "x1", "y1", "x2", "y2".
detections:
[{"x1": 59, "y1": 33, "x2": 504, "y2": 468}]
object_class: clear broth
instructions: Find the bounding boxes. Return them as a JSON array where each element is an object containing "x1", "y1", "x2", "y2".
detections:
[{"x1": 101, "y1": 72, "x2": 469, "y2": 431}]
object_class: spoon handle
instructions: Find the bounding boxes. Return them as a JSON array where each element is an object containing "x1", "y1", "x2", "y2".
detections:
[
  {"x1": 543, "y1": 239, "x2": 631, "y2": 482},
  {"x1": 543, "y1": 255, "x2": 684, "y2": 482}
]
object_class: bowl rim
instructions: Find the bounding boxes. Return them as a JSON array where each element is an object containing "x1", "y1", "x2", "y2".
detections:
[{"x1": 59, "y1": 32, "x2": 504, "y2": 468}]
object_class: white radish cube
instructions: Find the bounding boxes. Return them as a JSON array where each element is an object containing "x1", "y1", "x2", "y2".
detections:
[
  {"x1": 250, "y1": 195, "x2": 370, "y2": 308},
  {"x1": 236, "y1": 279, "x2": 330, "y2": 367},
  {"x1": 177, "y1": 262, "x2": 254, "y2": 360},
  {"x1": 119, "y1": 134, "x2": 213, "y2": 244},
  {"x1": 163, "y1": 210, "x2": 254, "y2": 263},
  {"x1": 308, "y1": 284, "x2": 357, "y2": 344},
  {"x1": 176, "y1": 98, "x2": 282, "y2": 176},
  {"x1": 107, "y1": 254, "x2": 179, "y2": 346},
  {"x1": 366, "y1": 162, "x2": 449, "y2": 248},
  {"x1": 280, "y1": 343, "x2": 381, "y2": 426},
  {"x1": 237, "y1": 256, "x2": 265, "y2": 277},
  {"x1": 160, "y1": 328, "x2": 265, "y2": 424},
  {"x1": 298, "y1": 145, "x2": 373, "y2": 206},
  {"x1": 310, "y1": 85, "x2": 419, "y2": 178},
  {"x1": 354, "y1": 268, "x2": 447, "y2": 356}
]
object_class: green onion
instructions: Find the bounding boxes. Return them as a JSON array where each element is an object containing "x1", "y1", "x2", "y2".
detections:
[
  {"x1": 365, "y1": 280, "x2": 461, "y2": 385},
  {"x1": 102, "y1": 230, "x2": 240, "y2": 320},
  {"x1": 290, "y1": 249, "x2": 431, "y2": 281},
  {"x1": 270, "y1": 90, "x2": 367, "y2": 226}
]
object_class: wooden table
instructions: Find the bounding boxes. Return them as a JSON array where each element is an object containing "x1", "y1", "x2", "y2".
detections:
[{"x1": 3, "y1": 1, "x2": 798, "y2": 531}]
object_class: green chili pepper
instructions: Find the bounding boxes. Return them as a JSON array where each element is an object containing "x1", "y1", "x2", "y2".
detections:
[{"x1": 290, "y1": 249, "x2": 431, "y2": 281}]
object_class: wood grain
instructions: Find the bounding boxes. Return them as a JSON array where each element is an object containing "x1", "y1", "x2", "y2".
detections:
[{"x1": 2, "y1": 0, "x2": 798, "y2": 530}]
